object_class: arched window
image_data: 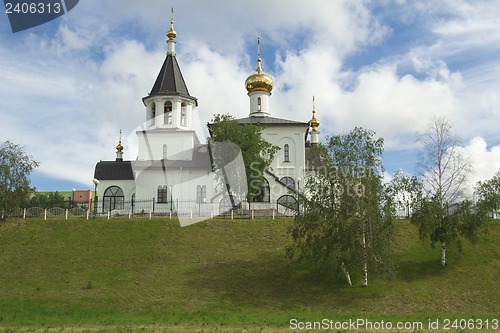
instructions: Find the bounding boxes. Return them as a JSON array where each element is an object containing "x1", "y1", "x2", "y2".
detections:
[
  {"x1": 277, "y1": 195, "x2": 297, "y2": 211},
  {"x1": 257, "y1": 97, "x2": 262, "y2": 111},
  {"x1": 164, "y1": 101, "x2": 172, "y2": 124},
  {"x1": 181, "y1": 102, "x2": 187, "y2": 126},
  {"x1": 280, "y1": 176, "x2": 295, "y2": 190},
  {"x1": 163, "y1": 144, "x2": 168, "y2": 159},
  {"x1": 284, "y1": 144, "x2": 290, "y2": 162},
  {"x1": 157, "y1": 185, "x2": 168, "y2": 203},
  {"x1": 196, "y1": 185, "x2": 207, "y2": 203},
  {"x1": 252, "y1": 178, "x2": 270, "y2": 202},
  {"x1": 103, "y1": 186, "x2": 124, "y2": 213}
]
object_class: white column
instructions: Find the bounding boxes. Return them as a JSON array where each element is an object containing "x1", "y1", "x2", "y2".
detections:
[
  {"x1": 155, "y1": 100, "x2": 164, "y2": 127},
  {"x1": 172, "y1": 100, "x2": 181, "y2": 127},
  {"x1": 146, "y1": 102, "x2": 153, "y2": 125},
  {"x1": 185, "y1": 104, "x2": 193, "y2": 130}
]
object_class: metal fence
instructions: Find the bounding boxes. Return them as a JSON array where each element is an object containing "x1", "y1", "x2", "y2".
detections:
[{"x1": 2, "y1": 198, "x2": 298, "y2": 220}]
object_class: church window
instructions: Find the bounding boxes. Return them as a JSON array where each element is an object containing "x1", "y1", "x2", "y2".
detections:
[
  {"x1": 196, "y1": 185, "x2": 207, "y2": 203},
  {"x1": 252, "y1": 178, "x2": 270, "y2": 202},
  {"x1": 164, "y1": 101, "x2": 173, "y2": 124},
  {"x1": 181, "y1": 102, "x2": 187, "y2": 126},
  {"x1": 157, "y1": 185, "x2": 168, "y2": 203},
  {"x1": 163, "y1": 144, "x2": 168, "y2": 159},
  {"x1": 257, "y1": 97, "x2": 261, "y2": 111},
  {"x1": 284, "y1": 144, "x2": 290, "y2": 162},
  {"x1": 103, "y1": 186, "x2": 124, "y2": 213},
  {"x1": 280, "y1": 176, "x2": 295, "y2": 190},
  {"x1": 277, "y1": 195, "x2": 297, "y2": 211}
]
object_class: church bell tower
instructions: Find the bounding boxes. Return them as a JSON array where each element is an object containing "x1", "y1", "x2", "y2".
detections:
[{"x1": 137, "y1": 11, "x2": 199, "y2": 161}]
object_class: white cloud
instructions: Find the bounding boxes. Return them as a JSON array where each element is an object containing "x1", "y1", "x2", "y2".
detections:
[
  {"x1": 462, "y1": 136, "x2": 500, "y2": 192},
  {"x1": 1, "y1": 0, "x2": 500, "y2": 190}
]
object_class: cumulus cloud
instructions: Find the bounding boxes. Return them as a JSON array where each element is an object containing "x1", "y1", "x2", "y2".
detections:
[
  {"x1": 461, "y1": 136, "x2": 500, "y2": 192},
  {"x1": 1, "y1": 0, "x2": 500, "y2": 191}
]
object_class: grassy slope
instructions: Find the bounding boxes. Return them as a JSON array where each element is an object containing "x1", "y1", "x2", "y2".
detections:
[{"x1": 0, "y1": 218, "x2": 498, "y2": 332}]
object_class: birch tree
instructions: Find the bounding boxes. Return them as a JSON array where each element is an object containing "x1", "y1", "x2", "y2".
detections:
[
  {"x1": 287, "y1": 127, "x2": 395, "y2": 287},
  {"x1": 0, "y1": 140, "x2": 39, "y2": 220},
  {"x1": 412, "y1": 116, "x2": 472, "y2": 266}
]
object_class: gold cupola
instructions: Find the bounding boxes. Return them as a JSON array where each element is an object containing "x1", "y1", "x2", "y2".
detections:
[
  {"x1": 116, "y1": 129, "x2": 124, "y2": 151},
  {"x1": 166, "y1": 19, "x2": 176, "y2": 40},
  {"x1": 115, "y1": 129, "x2": 124, "y2": 161},
  {"x1": 245, "y1": 37, "x2": 273, "y2": 94},
  {"x1": 309, "y1": 96, "x2": 320, "y2": 131}
]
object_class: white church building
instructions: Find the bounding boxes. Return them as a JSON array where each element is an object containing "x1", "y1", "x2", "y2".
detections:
[{"x1": 93, "y1": 17, "x2": 321, "y2": 219}]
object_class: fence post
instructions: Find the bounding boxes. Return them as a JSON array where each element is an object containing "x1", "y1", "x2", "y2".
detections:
[
  {"x1": 44, "y1": 209, "x2": 47, "y2": 221},
  {"x1": 149, "y1": 211, "x2": 152, "y2": 219},
  {"x1": 272, "y1": 209, "x2": 275, "y2": 220},
  {"x1": 251, "y1": 209, "x2": 254, "y2": 220},
  {"x1": 129, "y1": 211, "x2": 131, "y2": 219},
  {"x1": 23, "y1": 208, "x2": 26, "y2": 219},
  {"x1": 107, "y1": 211, "x2": 110, "y2": 220},
  {"x1": 231, "y1": 210, "x2": 234, "y2": 220},
  {"x1": 169, "y1": 210, "x2": 172, "y2": 219},
  {"x1": 190, "y1": 209, "x2": 193, "y2": 219},
  {"x1": 152, "y1": 198, "x2": 155, "y2": 215},
  {"x1": 86, "y1": 210, "x2": 89, "y2": 220},
  {"x1": 65, "y1": 209, "x2": 68, "y2": 220}
]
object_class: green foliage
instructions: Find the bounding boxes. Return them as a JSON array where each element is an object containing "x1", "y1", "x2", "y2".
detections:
[
  {"x1": 208, "y1": 114, "x2": 279, "y2": 201},
  {"x1": 475, "y1": 169, "x2": 500, "y2": 214},
  {"x1": 30, "y1": 191, "x2": 66, "y2": 209},
  {"x1": 288, "y1": 127, "x2": 395, "y2": 285},
  {"x1": 386, "y1": 169, "x2": 423, "y2": 218},
  {"x1": 411, "y1": 196, "x2": 491, "y2": 254},
  {"x1": 0, "y1": 140, "x2": 39, "y2": 219}
]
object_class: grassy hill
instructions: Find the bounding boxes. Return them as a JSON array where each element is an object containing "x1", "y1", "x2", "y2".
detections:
[{"x1": 0, "y1": 217, "x2": 498, "y2": 332}]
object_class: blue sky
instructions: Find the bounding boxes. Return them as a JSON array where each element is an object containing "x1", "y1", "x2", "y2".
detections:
[{"x1": 1, "y1": 0, "x2": 500, "y2": 192}]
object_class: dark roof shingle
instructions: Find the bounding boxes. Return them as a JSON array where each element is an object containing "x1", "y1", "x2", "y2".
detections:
[{"x1": 146, "y1": 54, "x2": 197, "y2": 104}]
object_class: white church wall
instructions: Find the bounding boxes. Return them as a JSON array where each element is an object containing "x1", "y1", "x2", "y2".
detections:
[{"x1": 136, "y1": 130, "x2": 199, "y2": 161}]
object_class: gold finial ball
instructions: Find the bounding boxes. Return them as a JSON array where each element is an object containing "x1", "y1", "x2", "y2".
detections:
[
  {"x1": 310, "y1": 116, "x2": 320, "y2": 130},
  {"x1": 116, "y1": 143, "x2": 124, "y2": 152},
  {"x1": 166, "y1": 21, "x2": 176, "y2": 40},
  {"x1": 245, "y1": 60, "x2": 273, "y2": 94},
  {"x1": 309, "y1": 111, "x2": 320, "y2": 131}
]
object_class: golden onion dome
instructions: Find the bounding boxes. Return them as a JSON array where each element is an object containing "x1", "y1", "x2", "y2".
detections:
[
  {"x1": 245, "y1": 57, "x2": 273, "y2": 94},
  {"x1": 166, "y1": 19, "x2": 177, "y2": 40},
  {"x1": 310, "y1": 112, "x2": 320, "y2": 131},
  {"x1": 309, "y1": 97, "x2": 320, "y2": 131}
]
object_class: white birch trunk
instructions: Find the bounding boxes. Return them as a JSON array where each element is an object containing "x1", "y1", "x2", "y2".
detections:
[
  {"x1": 362, "y1": 230, "x2": 368, "y2": 287},
  {"x1": 341, "y1": 262, "x2": 352, "y2": 287},
  {"x1": 441, "y1": 242, "x2": 446, "y2": 267}
]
